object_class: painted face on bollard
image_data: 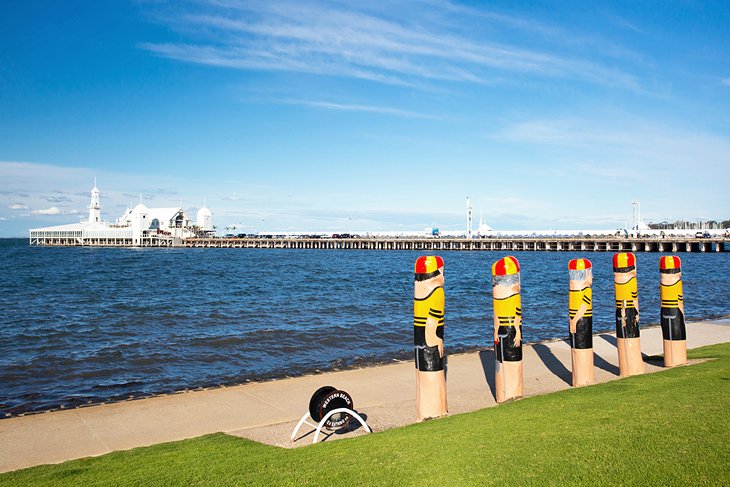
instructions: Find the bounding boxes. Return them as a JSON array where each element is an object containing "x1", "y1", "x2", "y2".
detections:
[
  {"x1": 569, "y1": 259, "x2": 593, "y2": 290},
  {"x1": 415, "y1": 256, "x2": 444, "y2": 286},
  {"x1": 659, "y1": 255, "x2": 682, "y2": 287},
  {"x1": 660, "y1": 271, "x2": 681, "y2": 286},
  {"x1": 492, "y1": 274, "x2": 520, "y2": 298},
  {"x1": 491, "y1": 256, "x2": 521, "y2": 298},
  {"x1": 613, "y1": 252, "x2": 637, "y2": 285},
  {"x1": 613, "y1": 254, "x2": 638, "y2": 311},
  {"x1": 570, "y1": 273, "x2": 592, "y2": 290},
  {"x1": 660, "y1": 256, "x2": 682, "y2": 286},
  {"x1": 614, "y1": 268, "x2": 635, "y2": 285}
]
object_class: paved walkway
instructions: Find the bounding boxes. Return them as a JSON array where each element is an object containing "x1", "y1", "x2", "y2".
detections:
[{"x1": 1, "y1": 319, "x2": 729, "y2": 473}]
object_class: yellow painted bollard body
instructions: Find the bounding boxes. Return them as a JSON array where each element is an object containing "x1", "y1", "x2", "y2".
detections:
[
  {"x1": 659, "y1": 256, "x2": 687, "y2": 367},
  {"x1": 613, "y1": 252, "x2": 645, "y2": 376},
  {"x1": 414, "y1": 256, "x2": 447, "y2": 421},
  {"x1": 568, "y1": 258, "x2": 594, "y2": 387},
  {"x1": 492, "y1": 256, "x2": 523, "y2": 403}
]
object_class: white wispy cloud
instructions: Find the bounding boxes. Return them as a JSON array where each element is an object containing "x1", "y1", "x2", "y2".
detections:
[
  {"x1": 32, "y1": 207, "x2": 62, "y2": 215},
  {"x1": 140, "y1": 1, "x2": 640, "y2": 90},
  {"x1": 497, "y1": 119, "x2": 637, "y2": 148},
  {"x1": 603, "y1": 13, "x2": 645, "y2": 34},
  {"x1": 282, "y1": 99, "x2": 440, "y2": 119},
  {"x1": 9, "y1": 203, "x2": 29, "y2": 210},
  {"x1": 222, "y1": 194, "x2": 244, "y2": 201},
  {"x1": 44, "y1": 195, "x2": 73, "y2": 203},
  {"x1": 495, "y1": 118, "x2": 730, "y2": 161}
]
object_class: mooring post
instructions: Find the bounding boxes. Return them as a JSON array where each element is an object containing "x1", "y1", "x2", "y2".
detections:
[
  {"x1": 413, "y1": 256, "x2": 447, "y2": 421},
  {"x1": 613, "y1": 252, "x2": 645, "y2": 376},
  {"x1": 492, "y1": 256, "x2": 524, "y2": 402},
  {"x1": 659, "y1": 256, "x2": 687, "y2": 367},
  {"x1": 568, "y1": 258, "x2": 594, "y2": 387}
]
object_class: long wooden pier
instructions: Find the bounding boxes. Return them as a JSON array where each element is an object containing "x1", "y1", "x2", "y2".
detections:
[
  {"x1": 28, "y1": 234, "x2": 728, "y2": 252},
  {"x1": 182, "y1": 236, "x2": 728, "y2": 252}
]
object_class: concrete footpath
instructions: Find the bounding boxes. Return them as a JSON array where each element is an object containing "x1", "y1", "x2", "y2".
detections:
[{"x1": 1, "y1": 319, "x2": 729, "y2": 473}]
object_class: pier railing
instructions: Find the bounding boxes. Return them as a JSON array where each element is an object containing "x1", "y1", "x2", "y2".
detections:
[{"x1": 183, "y1": 236, "x2": 727, "y2": 252}]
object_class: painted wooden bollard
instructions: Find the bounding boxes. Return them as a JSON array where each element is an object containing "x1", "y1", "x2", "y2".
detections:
[
  {"x1": 659, "y1": 256, "x2": 687, "y2": 367},
  {"x1": 568, "y1": 258, "x2": 594, "y2": 387},
  {"x1": 613, "y1": 252, "x2": 645, "y2": 376},
  {"x1": 414, "y1": 255, "x2": 447, "y2": 421},
  {"x1": 492, "y1": 256, "x2": 523, "y2": 402}
]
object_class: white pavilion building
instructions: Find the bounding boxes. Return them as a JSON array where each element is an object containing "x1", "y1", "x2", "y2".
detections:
[
  {"x1": 196, "y1": 204, "x2": 213, "y2": 235},
  {"x1": 29, "y1": 183, "x2": 212, "y2": 247}
]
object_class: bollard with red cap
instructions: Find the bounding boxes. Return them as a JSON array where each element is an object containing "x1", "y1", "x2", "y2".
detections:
[
  {"x1": 568, "y1": 258, "x2": 594, "y2": 386},
  {"x1": 613, "y1": 252, "x2": 645, "y2": 376},
  {"x1": 659, "y1": 256, "x2": 687, "y2": 367},
  {"x1": 413, "y1": 255, "x2": 447, "y2": 421},
  {"x1": 491, "y1": 256, "x2": 523, "y2": 402}
]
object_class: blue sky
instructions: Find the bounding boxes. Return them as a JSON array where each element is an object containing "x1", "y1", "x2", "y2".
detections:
[{"x1": 1, "y1": 0, "x2": 729, "y2": 236}]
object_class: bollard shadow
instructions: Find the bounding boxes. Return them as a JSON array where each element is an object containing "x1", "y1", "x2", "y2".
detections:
[
  {"x1": 599, "y1": 333, "x2": 618, "y2": 347},
  {"x1": 599, "y1": 333, "x2": 650, "y2": 359},
  {"x1": 562, "y1": 334, "x2": 620, "y2": 376},
  {"x1": 593, "y1": 352, "x2": 620, "y2": 376},
  {"x1": 644, "y1": 355, "x2": 664, "y2": 366},
  {"x1": 532, "y1": 343, "x2": 572, "y2": 386},
  {"x1": 478, "y1": 349, "x2": 497, "y2": 399}
]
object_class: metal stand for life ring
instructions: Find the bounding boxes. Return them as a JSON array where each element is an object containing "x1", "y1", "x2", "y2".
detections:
[
  {"x1": 291, "y1": 408, "x2": 372, "y2": 444},
  {"x1": 290, "y1": 386, "x2": 372, "y2": 444}
]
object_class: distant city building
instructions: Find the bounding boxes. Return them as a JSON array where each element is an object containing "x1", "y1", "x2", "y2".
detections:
[{"x1": 649, "y1": 220, "x2": 727, "y2": 230}]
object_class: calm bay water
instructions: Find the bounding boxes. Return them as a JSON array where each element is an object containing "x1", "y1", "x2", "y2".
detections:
[{"x1": 1, "y1": 238, "x2": 728, "y2": 416}]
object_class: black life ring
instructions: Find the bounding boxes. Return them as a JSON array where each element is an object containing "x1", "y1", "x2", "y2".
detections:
[{"x1": 308, "y1": 386, "x2": 353, "y2": 430}]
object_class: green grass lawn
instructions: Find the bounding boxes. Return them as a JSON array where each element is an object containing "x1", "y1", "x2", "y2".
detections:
[{"x1": 2, "y1": 343, "x2": 729, "y2": 486}]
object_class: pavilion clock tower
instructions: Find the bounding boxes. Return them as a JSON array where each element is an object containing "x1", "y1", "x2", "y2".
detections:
[{"x1": 88, "y1": 180, "x2": 101, "y2": 224}]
